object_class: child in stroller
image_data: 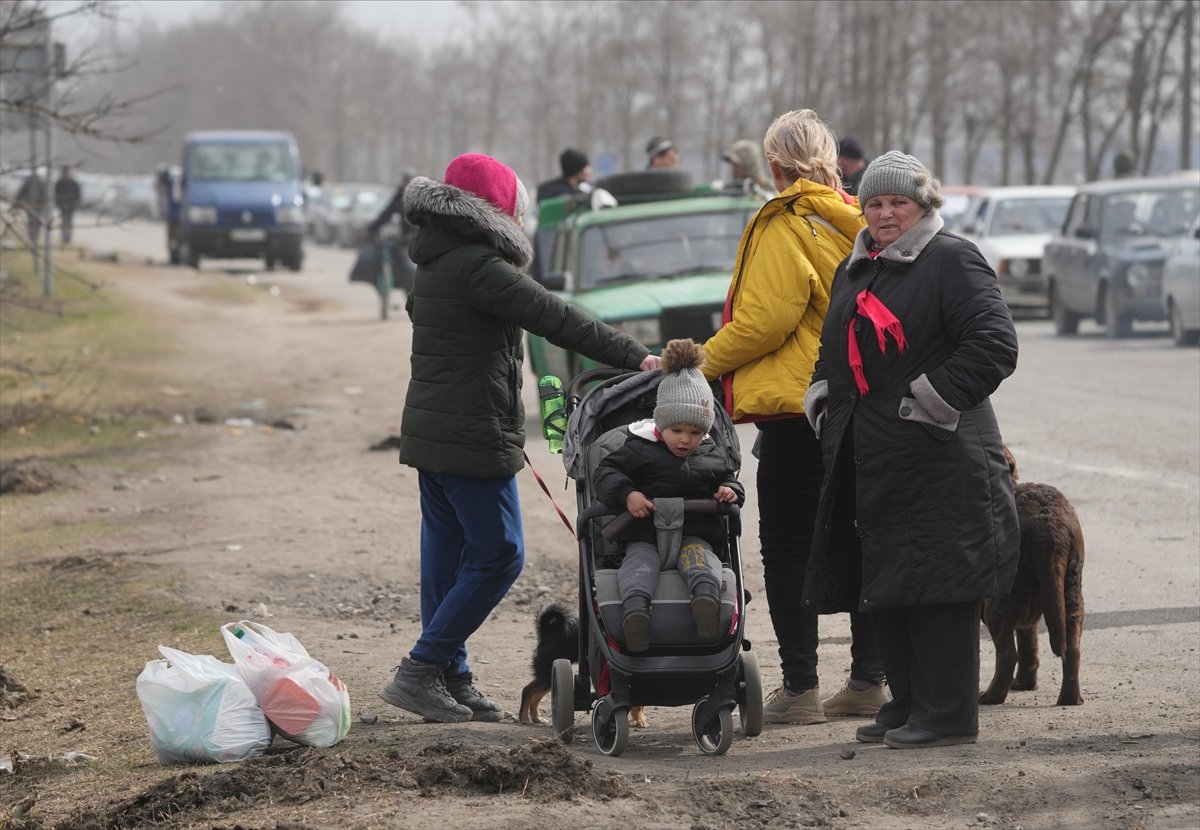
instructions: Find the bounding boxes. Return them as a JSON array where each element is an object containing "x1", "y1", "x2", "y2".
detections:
[
  {"x1": 592, "y1": 339, "x2": 745, "y2": 652},
  {"x1": 551, "y1": 341, "x2": 763, "y2": 756}
]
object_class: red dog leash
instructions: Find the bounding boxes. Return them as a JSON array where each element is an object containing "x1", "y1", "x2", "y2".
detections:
[{"x1": 523, "y1": 449, "x2": 576, "y2": 539}]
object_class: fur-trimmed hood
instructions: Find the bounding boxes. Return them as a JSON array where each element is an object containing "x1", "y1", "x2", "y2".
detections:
[
  {"x1": 846, "y1": 209, "x2": 945, "y2": 271},
  {"x1": 403, "y1": 176, "x2": 533, "y2": 268}
]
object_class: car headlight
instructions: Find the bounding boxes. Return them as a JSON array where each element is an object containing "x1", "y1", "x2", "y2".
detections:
[
  {"x1": 186, "y1": 205, "x2": 217, "y2": 224},
  {"x1": 1005, "y1": 258, "x2": 1030, "y2": 278},
  {"x1": 275, "y1": 206, "x2": 304, "y2": 224},
  {"x1": 1126, "y1": 263, "x2": 1152, "y2": 288},
  {"x1": 612, "y1": 317, "x2": 662, "y2": 347}
]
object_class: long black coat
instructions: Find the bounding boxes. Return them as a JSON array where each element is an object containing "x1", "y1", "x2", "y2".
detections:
[
  {"x1": 802, "y1": 214, "x2": 1019, "y2": 614},
  {"x1": 398, "y1": 177, "x2": 649, "y2": 479}
]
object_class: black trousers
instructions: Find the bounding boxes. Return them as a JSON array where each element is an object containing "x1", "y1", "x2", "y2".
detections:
[
  {"x1": 874, "y1": 600, "x2": 982, "y2": 735},
  {"x1": 756, "y1": 418, "x2": 884, "y2": 691}
]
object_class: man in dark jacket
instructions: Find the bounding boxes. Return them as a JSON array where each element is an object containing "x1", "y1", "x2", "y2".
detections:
[
  {"x1": 535, "y1": 147, "x2": 591, "y2": 202},
  {"x1": 364, "y1": 170, "x2": 418, "y2": 291},
  {"x1": 378, "y1": 153, "x2": 660, "y2": 724},
  {"x1": 836, "y1": 135, "x2": 869, "y2": 196},
  {"x1": 16, "y1": 170, "x2": 47, "y2": 244},
  {"x1": 54, "y1": 166, "x2": 82, "y2": 244}
]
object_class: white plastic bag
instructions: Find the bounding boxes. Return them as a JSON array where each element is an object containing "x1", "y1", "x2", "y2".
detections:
[
  {"x1": 221, "y1": 621, "x2": 351, "y2": 747},
  {"x1": 136, "y1": 645, "x2": 272, "y2": 764}
]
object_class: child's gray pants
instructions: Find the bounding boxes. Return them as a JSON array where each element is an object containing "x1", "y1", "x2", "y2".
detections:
[{"x1": 618, "y1": 535, "x2": 721, "y2": 603}]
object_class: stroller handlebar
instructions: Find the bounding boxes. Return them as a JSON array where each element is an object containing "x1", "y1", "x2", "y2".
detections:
[{"x1": 582, "y1": 499, "x2": 740, "y2": 543}]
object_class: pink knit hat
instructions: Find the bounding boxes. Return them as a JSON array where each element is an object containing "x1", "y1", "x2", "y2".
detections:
[{"x1": 443, "y1": 153, "x2": 528, "y2": 218}]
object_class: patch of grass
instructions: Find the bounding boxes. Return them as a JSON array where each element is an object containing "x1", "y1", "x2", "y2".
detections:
[{"x1": 0, "y1": 251, "x2": 177, "y2": 458}]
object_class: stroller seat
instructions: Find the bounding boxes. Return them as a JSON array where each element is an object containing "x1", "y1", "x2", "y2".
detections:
[{"x1": 594, "y1": 567, "x2": 738, "y2": 649}]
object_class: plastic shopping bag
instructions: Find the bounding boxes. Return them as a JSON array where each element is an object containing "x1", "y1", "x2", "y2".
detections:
[
  {"x1": 136, "y1": 645, "x2": 272, "y2": 764},
  {"x1": 221, "y1": 621, "x2": 351, "y2": 747}
]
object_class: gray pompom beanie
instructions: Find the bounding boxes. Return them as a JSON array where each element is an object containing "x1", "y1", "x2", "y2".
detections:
[
  {"x1": 653, "y1": 339, "x2": 715, "y2": 433},
  {"x1": 857, "y1": 150, "x2": 943, "y2": 211}
]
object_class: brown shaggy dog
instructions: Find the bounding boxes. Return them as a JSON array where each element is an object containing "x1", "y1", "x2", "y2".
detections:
[{"x1": 980, "y1": 447, "x2": 1085, "y2": 706}]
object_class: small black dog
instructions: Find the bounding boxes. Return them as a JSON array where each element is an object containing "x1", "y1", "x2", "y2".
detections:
[{"x1": 518, "y1": 601, "x2": 647, "y2": 727}]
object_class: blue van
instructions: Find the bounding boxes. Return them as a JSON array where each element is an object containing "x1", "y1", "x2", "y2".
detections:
[{"x1": 169, "y1": 130, "x2": 306, "y2": 271}]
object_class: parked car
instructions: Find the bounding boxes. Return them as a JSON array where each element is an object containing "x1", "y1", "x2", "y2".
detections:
[
  {"x1": 525, "y1": 171, "x2": 761, "y2": 380},
  {"x1": 336, "y1": 186, "x2": 391, "y2": 248},
  {"x1": 309, "y1": 183, "x2": 362, "y2": 245},
  {"x1": 1162, "y1": 219, "x2": 1200, "y2": 346},
  {"x1": 958, "y1": 185, "x2": 1075, "y2": 315},
  {"x1": 940, "y1": 185, "x2": 984, "y2": 232},
  {"x1": 99, "y1": 175, "x2": 160, "y2": 221},
  {"x1": 1042, "y1": 172, "x2": 1200, "y2": 338}
]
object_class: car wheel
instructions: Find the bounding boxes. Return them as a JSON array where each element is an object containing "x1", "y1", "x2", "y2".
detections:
[
  {"x1": 1050, "y1": 283, "x2": 1079, "y2": 336},
  {"x1": 265, "y1": 256, "x2": 276, "y2": 271},
  {"x1": 1170, "y1": 301, "x2": 1200, "y2": 347},
  {"x1": 1103, "y1": 286, "x2": 1133, "y2": 339},
  {"x1": 286, "y1": 255, "x2": 303, "y2": 273},
  {"x1": 181, "y1": 240, "x2": 199, "y2": 269}
]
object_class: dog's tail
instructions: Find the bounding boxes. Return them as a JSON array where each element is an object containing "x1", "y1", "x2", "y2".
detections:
[
  {"x1": 1032, "y1": 518, "x2": 1071, "y2": 658},
  {"x1": 537, "y1": 601, "x2": 579, "y2": 641}
]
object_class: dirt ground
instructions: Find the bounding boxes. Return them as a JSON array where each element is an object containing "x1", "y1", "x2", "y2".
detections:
[{"x1": 1, "y1": 245, "x2": 1197, "y2": 830}]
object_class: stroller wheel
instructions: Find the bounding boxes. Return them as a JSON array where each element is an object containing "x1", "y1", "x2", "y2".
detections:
[
  {"x1": 591, "y1": 698, "x2": 629, "y2": 757},
  {"x1": 692, "y1": 699, "x2": 734, "y2": 756},
  {"x1": 551, "y1": 658, "x2": 575, "y2": 743},
  {"x1": 737, "y1": 651, "x2": 764, "y2": 738}
]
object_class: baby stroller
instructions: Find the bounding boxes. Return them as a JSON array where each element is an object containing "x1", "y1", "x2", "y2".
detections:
[{"x1": 550, "y1": 367, "x2": 763, "y2": 756}]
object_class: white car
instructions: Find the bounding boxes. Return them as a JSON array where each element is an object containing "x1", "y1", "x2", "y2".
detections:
[
  {"x1": 958, "y1": 185, "x2": 1076, "y2": 315},
  {"x1": 1162, "y1": 220, "x2": 1200, "y2": 346}
]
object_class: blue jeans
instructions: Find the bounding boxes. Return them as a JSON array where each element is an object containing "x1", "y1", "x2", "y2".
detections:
[{"x1": 410, "y1": 471, "x2": 525, "y2": 677}]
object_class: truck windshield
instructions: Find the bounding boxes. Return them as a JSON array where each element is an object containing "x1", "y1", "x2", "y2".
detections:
[
  {"x1": 186, "y1": 141, "x2": 295, "y2": 183},
  {"x1": 577, "y1": 209, "x2": 753, "y2": 291}
]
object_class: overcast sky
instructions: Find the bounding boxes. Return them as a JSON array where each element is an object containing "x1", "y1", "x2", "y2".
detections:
[{"x1": 55, "y1": 0, "x2": 465, "y2": 45}]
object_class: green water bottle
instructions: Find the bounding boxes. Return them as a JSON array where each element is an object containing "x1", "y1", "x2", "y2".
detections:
[{"x1": 538, "y1": 375, "x2": 566, "y2": 454}]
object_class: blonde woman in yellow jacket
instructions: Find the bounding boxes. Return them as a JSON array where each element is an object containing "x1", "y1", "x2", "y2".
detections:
[{"x1": 703, "y1": 110, "x2": 887, "y2": 725}]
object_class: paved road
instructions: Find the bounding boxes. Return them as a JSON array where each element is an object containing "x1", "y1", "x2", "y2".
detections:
[{"x1": 71, "y1": 215, "x2": 1200, "y2": 624}]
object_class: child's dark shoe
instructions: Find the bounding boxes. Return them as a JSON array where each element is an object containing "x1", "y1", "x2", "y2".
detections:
[
  {"x1": 622, "y1": 596, "x2": 651, "y2": 652},
  {"x1": 690, "y1": 582, "x2": 721, "y2": 639}
]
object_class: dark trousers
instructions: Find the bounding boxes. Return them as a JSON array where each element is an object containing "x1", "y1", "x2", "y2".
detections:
[
  {"x1": 412, "y1": 471, "x2": 525, "y2": 678},
  {"x1": 59, "y1": 208, "x2": 74, "y2": 244},
  {"x1": 757, "y1": 418, "x2": 883, "y2": 691},
  {"x1": 875, "y1": 600, "x2": 982, "y2": 735}
]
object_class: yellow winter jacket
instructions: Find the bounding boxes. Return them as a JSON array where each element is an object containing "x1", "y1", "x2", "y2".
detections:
[{"x1": 702, "y1": 178, "x2": 865, "y2": 422}]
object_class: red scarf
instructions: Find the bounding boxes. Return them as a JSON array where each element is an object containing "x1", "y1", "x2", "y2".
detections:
[{"x1": 848, "y1": 290, "x2": 907, "y2": 396}]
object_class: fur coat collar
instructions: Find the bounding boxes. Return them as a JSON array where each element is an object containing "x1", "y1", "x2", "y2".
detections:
[
  {"x1": 404, "y1": 176, "x2": 533, "y2": 268},
  {"x1": 846, "y1": 209, "x2": 945, "y2": 272}
]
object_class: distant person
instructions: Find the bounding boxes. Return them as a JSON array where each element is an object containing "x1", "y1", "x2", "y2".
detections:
[
  {"x1": 837, "y1": 135, "x2": 869, "y2": 196},
  {"x1": 377, "y1": 152, "x2": 660, "y2": 723},
  {"x1": 365, "y1": 170, "x2": 419, "y2": 292},
  {"x1": 54, "y1": 166, "x2": 82, "y2": 245},
  {"x1": 721, "y1": 139, "x2": 773, "y2": 199},
  {"x1": 15, "y1": 170, "x2": 47, "y2": 245},
  {"x1": 646, "y1": 136, "x2": 680, "y2": 170},
  {"x1": 536, "y1": 148, "x2": 592, "y2": 202}
]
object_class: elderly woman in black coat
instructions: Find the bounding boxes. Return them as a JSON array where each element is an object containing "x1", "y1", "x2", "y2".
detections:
[{"x1": 801, "y1": 151, "x2": 1020, "y2": 749}]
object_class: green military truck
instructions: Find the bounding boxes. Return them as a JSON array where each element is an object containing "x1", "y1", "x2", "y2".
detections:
[{"x1": 526, "y1": 171, "x2": 761, "y2": 380}]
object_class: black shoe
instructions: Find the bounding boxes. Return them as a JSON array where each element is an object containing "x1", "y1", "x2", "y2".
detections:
[
  {"x1": 622, "y1": 596, "x2": 651, "y2": 652},
  {"x1": 690, "y1": 582, "x2": 721, "y2": 640},
  {"x1": 444, "y1": 671, "x2": 504, "y2": 722},
  {"x1": 855, "y1": 721, "x2": 891, "y2": 743},
  {"x1": 883, "y1": 724, "x2": 977, "y2": 749},
  {"x1": 379, "y1": 658, "x2": 472, "y2": 723}
]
